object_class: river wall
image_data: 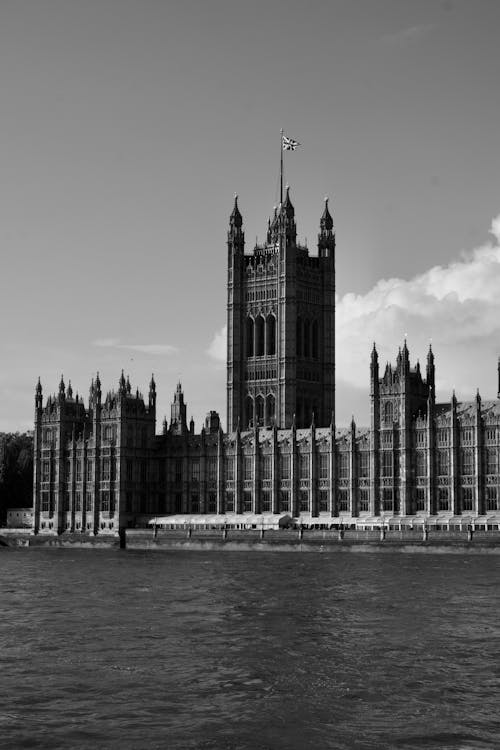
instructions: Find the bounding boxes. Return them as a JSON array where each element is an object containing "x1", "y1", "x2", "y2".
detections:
[{"x1": 2, "y1": 527, "x2": 500, "y2": 553}]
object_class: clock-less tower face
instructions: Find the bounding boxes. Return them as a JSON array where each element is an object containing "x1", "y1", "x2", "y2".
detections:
[{"x1": 226, "y1": 190, "x2": 335, "y2": 432}]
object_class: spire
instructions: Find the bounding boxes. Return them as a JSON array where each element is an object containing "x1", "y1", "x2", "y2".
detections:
[
  {"x1": 67, "y1": 380, "x2": 73, "y2": 399},
  {"x1": 228, "y1": 194, "x2": 244, "y2": 254},
  {"x1": 229, "y1": 194, "x2": 243, "y2": 229},
  {"x1": 426, "y1": 343, "x2": 435, "y2": 391},
  {"x1": 119, "y1": 370, "x2": 126, "y2": 395},
  {"x1": 320, "y1": 197, "x2": 334, "y2": 231},
  {"x1": 35, "y1": 378, "x2": 43, "y2": 409},
  {"x1": 318, "y1": 195, "x2": 335, "y2": 258},
  {"x1": 149, "y1": 374, "x2": 156, "y2": 410},
  {"x1": 58, "y1": 375, "x2": 65, "y2": 403},
  {"x1": 282, "y1": 185, "x2": 295, "y2": 219}
]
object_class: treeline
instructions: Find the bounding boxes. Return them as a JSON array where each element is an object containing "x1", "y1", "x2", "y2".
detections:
[{"x1": 0, "y1": 432, "x2": 33, "y2": 524}]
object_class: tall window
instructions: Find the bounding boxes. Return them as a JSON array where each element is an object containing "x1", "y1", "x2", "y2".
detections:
[
  {"x1": 266, "y1": 315, "x2": 276, "y2": 355},
  {"x1": 75, "y1": 460, "x2": 82, "y2": 482},
  {"x1": 358, "y1": 489, "x2": 369, "y2": 512},
  {"x1": 86, "y1": 491, "x2": 93, "y2": 512},
  {"x1": 279, "y1": 490, "x2": 289, "y2": 512},
  {"x1": 380, "y1": 451, "x2": 392, "y2": 478},
  {"x1": 299, "y1": 454, "x2": 310, "y2": 479},
  {"x1": 358, "y1": 451, "x2": 369, "y2": 478},
  {"x1": 383, "y1": 401, "x2": 394, "y2": 425},
  {"x1": 438, "y1": 487, "x2": 449, "y2": 511},
  {"x1": 255, "y1": 396, "x2": 264, "y2": 426},
  {"x1": 416, "y1": 488, "x2": 426, "y2": 511},
  {"x1": 486, "y1": 448, "x2": 498, "y2": 474},
  {"x1": 86, "y1": 460, "x2": 93, "y2": 482},
  {"x1": 319, "y1": 489, "x2": 329, "y2": 512},
  {"x1": 318, "y1": 453, "x2": 329, "y2": 479},
  {"x1": 486, "y1": 486, "x2": 499, "y2": 511},
  {"x1": 437, "y1": 450, "x2": 449, "y2": 476},
  {"x1": 42, "y1": 460, "x2": 50, "y2": 482},
  {"x1": 261, "y1": 491, "x2": 271, "y2": 513},
  {"x1": 255, "y1": 316, "x2": 265, "y2": 357},
  {"x1": 245, "y1": 396, "x2": 253, "y2": 428},
  {"x1": 243, "y1": 456, "x2": 253, "y2": 481},
  {"x1": 460, "y1": 449, "x2": 473, "y2": 476},
  {"x1": 225, "y1": 457, "x2": 235, "y2": 481},
  {"x1": 382, "y1": 488, "x2": 393, "y2": 512},
  {"x1": 246, "y1": 317, "x2": 254, "y2": 358},
  {"x1": 102, "y1": 458, "x2": 110, "y2": 481},
  {"x1": 299, "y1": 490, "x2": 309, "y2": 512},
  {"x1": 191, "y1": 459, "x2": 200, "y2": 483},
  {"x1": 261, "y1": 455, "x2": 272, "y2": 480},
  {"x1": 280, "y1": 454, "x2": 290, "y2": 480},
  {"x1": 416, "y1": 451, "x2": 427, "y2": 477},
  {"x1": 338, "y1": 452, "x2": 349, "y2": 479},
  {"x1": 75, "y1": 492, "x2": 82, "y2": 512},
  {"x1": 462, "y1": 487, "x2": 473, "y2": 511},
  {"x1": 243, "y1": 491, "x2": 252, "y2": 512},
  {"x1": 126, "y1": 459, "x2": 133, "y2": 482},
  {"x1": 338, "y1": 490, "x2": 349, "y2": 512},
  {"x1": 266, "y1": 394, "x2": 275, "y2": 426},
  {"x1": 101, "y1": 490, "x2": 110, "y2": 512},
  {"x1": 225, "y1": 491, "x2": 235, "y2": 512}
]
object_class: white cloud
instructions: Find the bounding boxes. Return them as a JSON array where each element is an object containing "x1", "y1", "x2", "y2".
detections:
[
  {"x1": 92, "y1": 339, "x2": 178, "y2": 356},
  {"x1": 336, "y1": 215, "x2": 500, "y2": 410},
  {"x1": 207, "y1": 325, "x2": 227, "y2": 363}
]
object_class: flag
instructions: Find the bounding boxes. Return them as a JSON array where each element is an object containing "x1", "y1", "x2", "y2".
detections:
[{"x1": 282, "y1": 134, "x2": 300, "y2": 151}]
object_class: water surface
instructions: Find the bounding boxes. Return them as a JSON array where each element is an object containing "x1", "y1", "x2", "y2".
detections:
[{"x1": 1, "y1": 549, "x2": 499, "y2": 749}]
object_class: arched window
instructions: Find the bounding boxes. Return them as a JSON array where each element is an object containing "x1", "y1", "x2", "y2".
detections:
[
  {"x1": 245, "y1": 396, "x2": 254, "y2": 428},
  {"x1": 255, "y1": 316, "x2": 265, "y2": 357},
  {"x1": 246, "y1": 317, "x2": 254, "y2": 358},
  {"x1": 384, "y1": 400, "x2": 393, "y2": 424},
  {"x1": 312, "y1": 320, "x2": 319, "y2": 359},
  {"x1": 255, "y1": 395, "x2": 265, "y2": 426},
  {"x1": 296, "y1": 317, "x2": 302, "y2": 357},
  {"x1": 266, "y1": 394, "x2": 276, "y2": 425},
  {"x1": 303, "y1": 320, "x2": 311, "y2": 358},
  {"x1": 266, "y1": 315, "x2": 276, "y2": 355}
]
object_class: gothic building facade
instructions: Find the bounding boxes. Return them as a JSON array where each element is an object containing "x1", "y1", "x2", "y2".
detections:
[{"x1": 32, "y1": 189, "x2": 500, "y2": 534}]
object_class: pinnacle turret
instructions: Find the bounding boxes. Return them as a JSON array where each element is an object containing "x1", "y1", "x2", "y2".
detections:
[{"x1": 320, "y1": 197, "x2": 334, "y2": 231}]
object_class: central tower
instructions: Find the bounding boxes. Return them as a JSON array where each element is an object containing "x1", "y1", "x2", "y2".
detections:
[{"x1": 227, "y1": 188, "x2": 335, "y2": 431}]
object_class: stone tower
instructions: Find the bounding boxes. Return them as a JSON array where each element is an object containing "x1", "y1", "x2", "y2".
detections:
[{"x1": 227, "y1": 189, "x2": 335, "y2": 431}]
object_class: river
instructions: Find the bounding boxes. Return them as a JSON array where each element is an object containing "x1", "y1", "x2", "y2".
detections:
[{"x1": 1, "y1": 549, "x2": 499, "y2": 749}]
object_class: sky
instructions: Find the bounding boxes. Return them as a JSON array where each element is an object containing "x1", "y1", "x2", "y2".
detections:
[{"x1": 1, "y1": 0, "x2": 500, "y2": 432}]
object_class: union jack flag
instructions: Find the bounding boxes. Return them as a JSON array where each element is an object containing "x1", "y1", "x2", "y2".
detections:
[{"x1": 282, "y1": 134, "x2": 300, "y2": 151}]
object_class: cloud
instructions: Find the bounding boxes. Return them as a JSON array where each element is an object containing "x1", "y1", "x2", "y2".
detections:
[
  {"x1": 92, "y1": 339, "x2": 178, "y2": 356},
  {"x1": 207, "y1": 325, "x2": 227, "y2": 363},
  {"x1": 336, "y1": 215, "x2": 500, "y2": 409}
]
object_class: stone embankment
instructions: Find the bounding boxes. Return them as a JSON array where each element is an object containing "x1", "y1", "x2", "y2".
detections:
[{"x1": 2, "y1": 527, "x2": 500, "y2": 553}]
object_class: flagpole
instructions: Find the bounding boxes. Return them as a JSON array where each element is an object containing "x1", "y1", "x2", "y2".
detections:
[{"x1": 280, "y1": 128, "x2": 283, "y2": 205}]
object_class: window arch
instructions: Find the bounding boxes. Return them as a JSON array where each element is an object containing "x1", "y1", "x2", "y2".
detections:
[
  {"x1": 255, "y1": 316, "x2": 265, "y2": 357},
  {"x1": 296, "y1": 317, "x2": 302, "y2": 357},
  {"x1": 266, "y1": 315, "x2": 276, "y2": 355},
  {"x1": 384, "y1": 400, "x2": 393, "y2": 424},
  {"x1": 266, "y1": 394, "x2": 276, "y2": 426},
  {"x1": 255, "y1": 395, "x2": 265, "y2": 426},
  {"x1": 246, "y1": 317, "x2": 254, "y2": 358},
  {"x1": 245, "y1": 396, "x2": 254, "y2": 428}
]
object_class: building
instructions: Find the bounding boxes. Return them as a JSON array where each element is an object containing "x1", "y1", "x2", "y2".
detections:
[{"x1": 32, "y1": 189, "x2": 500, "y2": 534}]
